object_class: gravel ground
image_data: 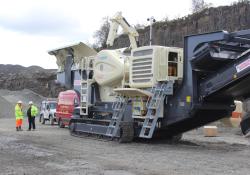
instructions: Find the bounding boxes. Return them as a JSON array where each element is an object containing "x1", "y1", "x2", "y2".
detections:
[{"x1": 0, "y1": 117, "x2": 249, "y2": 175}]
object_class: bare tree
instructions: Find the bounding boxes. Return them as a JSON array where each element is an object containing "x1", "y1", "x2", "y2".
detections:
[
  {"x1": 93, "y1": 16, "x2": 110, "y2": 49},
  {"x1": 192, "y1": 0, "x2": 211, "y2": 13},
  {"x1": 162, "y1": 15, "x2": 169, "y2": 22}
]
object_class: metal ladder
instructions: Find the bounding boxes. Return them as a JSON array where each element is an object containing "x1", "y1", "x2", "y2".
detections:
[
  {"x1": 139, "y1": 81, "x2": 173, "y2": 138},
  {"x1": 106, "y1": 96, "x2": 128, "y2": 137},
  {"x1": 80, "y1": 57, "x2": 94, "y2": 116}
]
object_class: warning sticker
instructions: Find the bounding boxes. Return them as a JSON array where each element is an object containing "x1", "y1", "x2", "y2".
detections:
[
  {"x1": 74, "y1": 80, "x2": 81, "y2": 86},
  {"x1": 236, "y1": 58, "x2": 250, "y2": 73}
]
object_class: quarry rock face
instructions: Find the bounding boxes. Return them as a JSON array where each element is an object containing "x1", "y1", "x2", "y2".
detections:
[
  {"x1": 0, "y1": 64, "x2": 66, "y2": 97},
  {"x1": 112, "y1": 2, "x2": 250, "y2": 49}
]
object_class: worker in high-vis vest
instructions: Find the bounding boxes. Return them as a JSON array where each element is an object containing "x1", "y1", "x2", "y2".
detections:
[
  {"x1": 27, "y1": 101, "x2": 38, "y2": 131},
  {"x1": 15, "y1": 100, "x2": 24, "y2": 131}
]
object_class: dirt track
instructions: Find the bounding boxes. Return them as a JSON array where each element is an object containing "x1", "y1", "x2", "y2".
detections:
[{"x1": 0, "y1": 117, "x2": 250, "y2": 175}]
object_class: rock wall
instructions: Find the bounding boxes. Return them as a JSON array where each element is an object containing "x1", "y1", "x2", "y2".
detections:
[
  {"x1": 112, "y1": 1, "x2": 250, "y2": 49},
  {"x1": 0, "y1": 64, "x2": 66, "y2": 97}
]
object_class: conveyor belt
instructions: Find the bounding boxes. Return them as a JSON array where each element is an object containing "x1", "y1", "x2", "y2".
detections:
[{"x1": 200, "y1": 49, "x2": 250, "y2": 99}]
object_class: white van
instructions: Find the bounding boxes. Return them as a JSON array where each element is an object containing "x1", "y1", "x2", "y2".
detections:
[{"x1": 39, "y1": 99, "x2": 57, "y2": 125}]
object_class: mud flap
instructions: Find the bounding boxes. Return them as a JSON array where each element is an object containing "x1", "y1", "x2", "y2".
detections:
[{"x1": 240, "y1": 113, "x2": 250, "y2": 135}]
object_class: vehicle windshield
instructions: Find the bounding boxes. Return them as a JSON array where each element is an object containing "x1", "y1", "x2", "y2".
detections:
[{"x1": 49, "y1": 102, "x2": 57, "y2": 109}]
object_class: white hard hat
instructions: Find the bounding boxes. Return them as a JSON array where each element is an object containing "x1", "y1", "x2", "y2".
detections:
[
  {"x1": 17, "y1": 100, "x2": 22, "y2": 104},
  {"x1": 29, "y1": 101, "x2": 33, "y2": 105}
]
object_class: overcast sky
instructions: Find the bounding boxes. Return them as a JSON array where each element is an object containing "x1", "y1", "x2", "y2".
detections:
[{"x1": 0, "y1": 0, "x2": 237, "y2": 69}]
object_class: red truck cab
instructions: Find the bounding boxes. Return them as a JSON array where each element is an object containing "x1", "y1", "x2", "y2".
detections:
[{"x1": 55, "y1": 90, "x2": 80, "y2": 128}]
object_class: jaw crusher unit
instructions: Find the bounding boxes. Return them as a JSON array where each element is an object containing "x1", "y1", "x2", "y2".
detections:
[{"x1": 69, "y1": 29, "x2": 250, "y2": 141}]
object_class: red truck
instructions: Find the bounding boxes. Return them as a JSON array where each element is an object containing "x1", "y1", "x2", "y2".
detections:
[{"x1": 55, "y1": 90, "x2": 80, "y2": 128}]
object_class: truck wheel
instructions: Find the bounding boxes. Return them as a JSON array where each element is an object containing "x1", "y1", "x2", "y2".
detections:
[
  {"x1": 58, "y1": 119, "x2": 65, "y2": 128},
  {"x1": 69, "y1": 121, "x2": 76, "y2": 134},
  {"x1": 41, "y1": 115, "x2": 45, "y2": 124},
  {"x1": 119, "y1": 122, "x2": 134, "y2": 143},
  {"x1": 49, "y1": 116, "x2": 54, "y2": 125}
]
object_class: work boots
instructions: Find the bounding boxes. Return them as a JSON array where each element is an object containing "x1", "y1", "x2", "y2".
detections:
[
  {"x1": 18, "y1": 126, "x2": 23, "y2": 131},
  {"x1": 16, "y1": 127, "x2": 19, "y2": 131}
]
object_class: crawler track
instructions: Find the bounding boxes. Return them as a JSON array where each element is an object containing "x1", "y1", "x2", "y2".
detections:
[{"x1": 69, "y1": 121, "x2": 134, "y2": 143}]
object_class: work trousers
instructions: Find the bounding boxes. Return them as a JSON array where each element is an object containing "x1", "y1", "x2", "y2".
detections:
[
  {"x1": 28, "y1": 116, "x2": 36, "y2": 130},
  {"x1": 16, "y1": 119, "x2": 23, "y2": 127}
]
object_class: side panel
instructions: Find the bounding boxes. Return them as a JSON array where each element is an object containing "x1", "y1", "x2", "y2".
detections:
[
  {"x1": 73, "y1": 70, "x2": 81, "y2": 92},
  {"x1": 162, "y1": 31, "x2": 230, "y2": 126},
  {"x1": 64, "y1": 55, "x2": 73, "y2": 88},
  {"x1": 57, "y1": 72, "x2": 66, "y2": 85}
]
